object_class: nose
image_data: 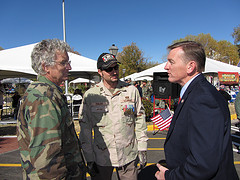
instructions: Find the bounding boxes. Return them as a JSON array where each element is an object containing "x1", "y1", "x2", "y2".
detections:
[
  {"x1": 164, "y1": 62, "x2": 169, "y2": 70},
  {"x1": 66, "y1": 63, "x2": 72, "y2": 70},
  {"x1": 112, "y1": 68, "x2": 118, "y2": 74}
]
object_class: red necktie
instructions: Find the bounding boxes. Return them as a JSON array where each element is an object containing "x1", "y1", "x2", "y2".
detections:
[{"x1": 178, "y1": 97, "x2": 181, "y2": 104}]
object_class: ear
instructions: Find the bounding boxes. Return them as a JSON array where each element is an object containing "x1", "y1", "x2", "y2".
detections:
[
  {"x1": 98, "y1": 69, "x2": 103, "y2": 77},
  {"x1": 186, "y1": 61, "x2": 196, "y2": 74},
  {"x1": 42, "y1": 62, "x2": 50, "y2": 74}
]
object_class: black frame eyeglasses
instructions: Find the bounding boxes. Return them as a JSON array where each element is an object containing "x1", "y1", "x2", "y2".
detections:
[{"x1": 103, "y1": 65, "x2": 119, "y2": 72}]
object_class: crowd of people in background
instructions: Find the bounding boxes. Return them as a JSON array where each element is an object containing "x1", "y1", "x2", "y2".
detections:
[
  {"x1": 1, "y1": 73, "x2": 240, "y2": 123},
  {"x1": 0, "y1": 82, "x2": 27, "y2": 120},
  {"x1": 0, "y1": 74, "x2": 239, "y2": 124},
  {"x1": 0, "y1": 77, "x2": 154, "y2": 122},
  {"x1": 11, "y1": 91, "x2": 21, "y2": 120},
  {"x1": 125, "y1": 78, "x2": 153, "y2": 101},
  {"x1": 0, "y1": 83, "x2": 5, "y2": 120}
]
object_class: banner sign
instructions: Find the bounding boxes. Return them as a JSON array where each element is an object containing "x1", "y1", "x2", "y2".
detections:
[{"x1": 218, "y1": 72, "x2": 239, "y2": 85}]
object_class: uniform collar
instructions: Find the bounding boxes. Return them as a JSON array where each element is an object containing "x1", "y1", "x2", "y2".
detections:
[
  {"x1": 38, "y1": 75, "x2": 63, "y2": 93},
  {"x1": 98, "y1": 80, "x2": 128, "y2": 96}
]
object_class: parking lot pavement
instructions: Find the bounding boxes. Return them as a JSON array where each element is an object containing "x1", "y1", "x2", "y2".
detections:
[
  {"x1": 0, "y1": 149, "x2": 22, "y2": 180},
  {"x1": 0, "y1": 130, "x2": 240, "y2": 179},
  {"x1": 0, "y1": 136, "x2": 18, "y2": 154}
]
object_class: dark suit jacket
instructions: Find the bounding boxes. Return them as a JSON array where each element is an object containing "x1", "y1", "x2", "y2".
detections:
[{"x1": 164, "y1": 74, "x2": 238, "y2": 179}]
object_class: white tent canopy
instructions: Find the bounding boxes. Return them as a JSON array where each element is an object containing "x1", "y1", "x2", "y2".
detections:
[
  {"x1": 0, "y1": 77, "x2": 33, "y2": 84},
  {"x1": 204, "y1": 58, "x2": 240, "y2": 73},
  {"x1": 122, "y1": 72, "x2": 140, "y2": 81},
  {"x1": 121, "y1": 74, "x2": 153, "y2": 81},
  {"x1": 0, "y1": 43, "x2": 98, "y2": 80},
  {"x1": 68, "y1": 52, "x2": 98, "y2": 79},
  {"x1": 69, "y1": 77, "x2": 95, "y2": 84},
  {"x1": 123, "y1": 58, "x2": 240, "y2": 81},
  {"x1": 0, "y1": 44, "x2": 37, "y2": 79}
]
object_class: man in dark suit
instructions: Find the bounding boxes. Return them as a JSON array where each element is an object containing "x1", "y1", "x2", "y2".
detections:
[{"x1": 155, "y1": 41, "x2": 238, "y2": 179}]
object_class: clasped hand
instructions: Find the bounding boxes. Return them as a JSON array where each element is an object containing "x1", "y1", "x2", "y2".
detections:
[{"x1": 155, "y1": 163, "x2": 168, "y2": 180}]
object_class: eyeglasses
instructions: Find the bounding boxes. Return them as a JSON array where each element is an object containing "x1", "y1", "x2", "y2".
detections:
[
  {"x1": 103, "y1": 65, "x2": 119, "y2": 72},
  {"x1": 54, "y1": 60, "x2": 71, "y2": 67}
]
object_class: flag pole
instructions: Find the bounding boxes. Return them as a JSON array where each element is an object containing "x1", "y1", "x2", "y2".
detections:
[
  {"x1": 153, "y1": 129, "x2": 160, "y2": 135},
  {"x1": 62, "y1": 0, "x2": 66, "y2": 42},
  {"x1": 62, "y1": 0, "x2": 68, "y2": 94},
  {"x1": 152, "y1": 104, "x2": 173, "y2": 135}
]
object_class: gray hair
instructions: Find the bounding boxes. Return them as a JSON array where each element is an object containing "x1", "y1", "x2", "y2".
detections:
[{"x1": 31, "y1": 39, "x2": 71, "y2": 75}]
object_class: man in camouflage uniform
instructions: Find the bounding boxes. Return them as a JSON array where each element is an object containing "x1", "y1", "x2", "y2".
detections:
[
  {"x1": 79, "y1": 53, "x2": 148, "y2": 180},
  {"x1": 141, "y1": 79, "x2": 152, "y2": 100},
  {"x1": 17, "y1": 39, "x2": 85, "y2": 179}
]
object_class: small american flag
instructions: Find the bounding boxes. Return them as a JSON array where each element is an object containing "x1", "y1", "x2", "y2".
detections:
[{"x1": 151, "y1": 107, "x2": 173, "y2": 131}]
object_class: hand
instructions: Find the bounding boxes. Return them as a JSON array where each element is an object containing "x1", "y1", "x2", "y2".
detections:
[
  {"x1": 87, "y1": 162, "x2": 98, "y2": 177},
  {"x1": 155, "y1": 163, "x2": 168, "y2": 180},
  {"x1": 138, "y1": 151, "x2": 147, "y2": 169}
]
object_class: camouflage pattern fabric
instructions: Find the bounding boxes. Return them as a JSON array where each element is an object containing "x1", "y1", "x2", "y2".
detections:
[
  {"x1": 142, "y1": 85, "x2": 152, "y2": 100},
  {"x1": 79, "y1": 80, "x2": 148, "y2": 167},
  {"x1": 17, "y1": 76, "x2": 84, "y2": 179}
]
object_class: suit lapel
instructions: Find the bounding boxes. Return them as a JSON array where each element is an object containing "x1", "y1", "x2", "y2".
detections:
[
  {"x1": 165, "y1": 74, "x2": 204, "y2": 142},
  {"x1": 165, "y1": 94, "x2": 186, "y2": 141}
]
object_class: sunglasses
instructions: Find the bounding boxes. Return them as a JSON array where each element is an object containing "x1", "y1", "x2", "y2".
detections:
[{"x1": 103, "y1": 65, "x2": 119, "y2": 72}]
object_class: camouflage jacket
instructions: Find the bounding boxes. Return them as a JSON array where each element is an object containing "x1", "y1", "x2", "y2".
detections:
[
  {"x1": 142, "y1": 85, "x2": 152, "y2": 100},
  {"x1": 17, "y1": 76, "x2": 83, "y2": 179},
  {"x1": 79, "y1": 80, "x2": 148, "y2": 167}
]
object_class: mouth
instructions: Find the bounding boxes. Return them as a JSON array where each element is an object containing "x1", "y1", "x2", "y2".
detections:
[
  {"x1": 65, "y1": 72, "x2": 70, "y2": 76},
  {"x1": 63, "y1": 74, "x2": 69, "y2": 79},
  {"x1": 111, "y1": 75, "x2": 118, "y2": 80}
]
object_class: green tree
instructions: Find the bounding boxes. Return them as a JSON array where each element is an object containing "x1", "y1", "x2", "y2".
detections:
[
  {"x1": 174, "y1": 33, "x2": 239, "y2": 65},
  {"x1": 0, "y1": 46, "x2": 4, "y2": 51},
  {"x1": 232, "y1": 24, "x2": 240, "y2": 45},
  {"x1": 216, "y1": 40, "x2": 239, "y2": 65},
  {"x1": 117, "y1": 42, "x2": 158, "y2": 78},
  {"x1": 145, "y1": 60, "x2": 159, "y2": 69},
  {"x1": 174, "y1": 33, "x2": 218, "y2": 59},
  {"x1": 232, "y1": 24, "x2": 240, "y2": 58}
]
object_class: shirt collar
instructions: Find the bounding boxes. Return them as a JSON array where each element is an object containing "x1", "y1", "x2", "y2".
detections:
[
  {"x1": 99, "y1": 80, "x2": 127, "y2": 95},
  {"x1": 38, "y1": 75, "x2": 63, "y2": 93},
  {"x1": 180, "y1": 73, "x2": 200, "y2": 98}
]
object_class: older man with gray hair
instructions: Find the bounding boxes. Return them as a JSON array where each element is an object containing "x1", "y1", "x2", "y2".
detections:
[{"x1": 17, "y1": 39, "x2": 86, "y2": 179}]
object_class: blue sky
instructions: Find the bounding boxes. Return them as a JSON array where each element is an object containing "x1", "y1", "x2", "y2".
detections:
[{"x1": 1, "y1": 0, "x2": 239, "y2": 63}]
